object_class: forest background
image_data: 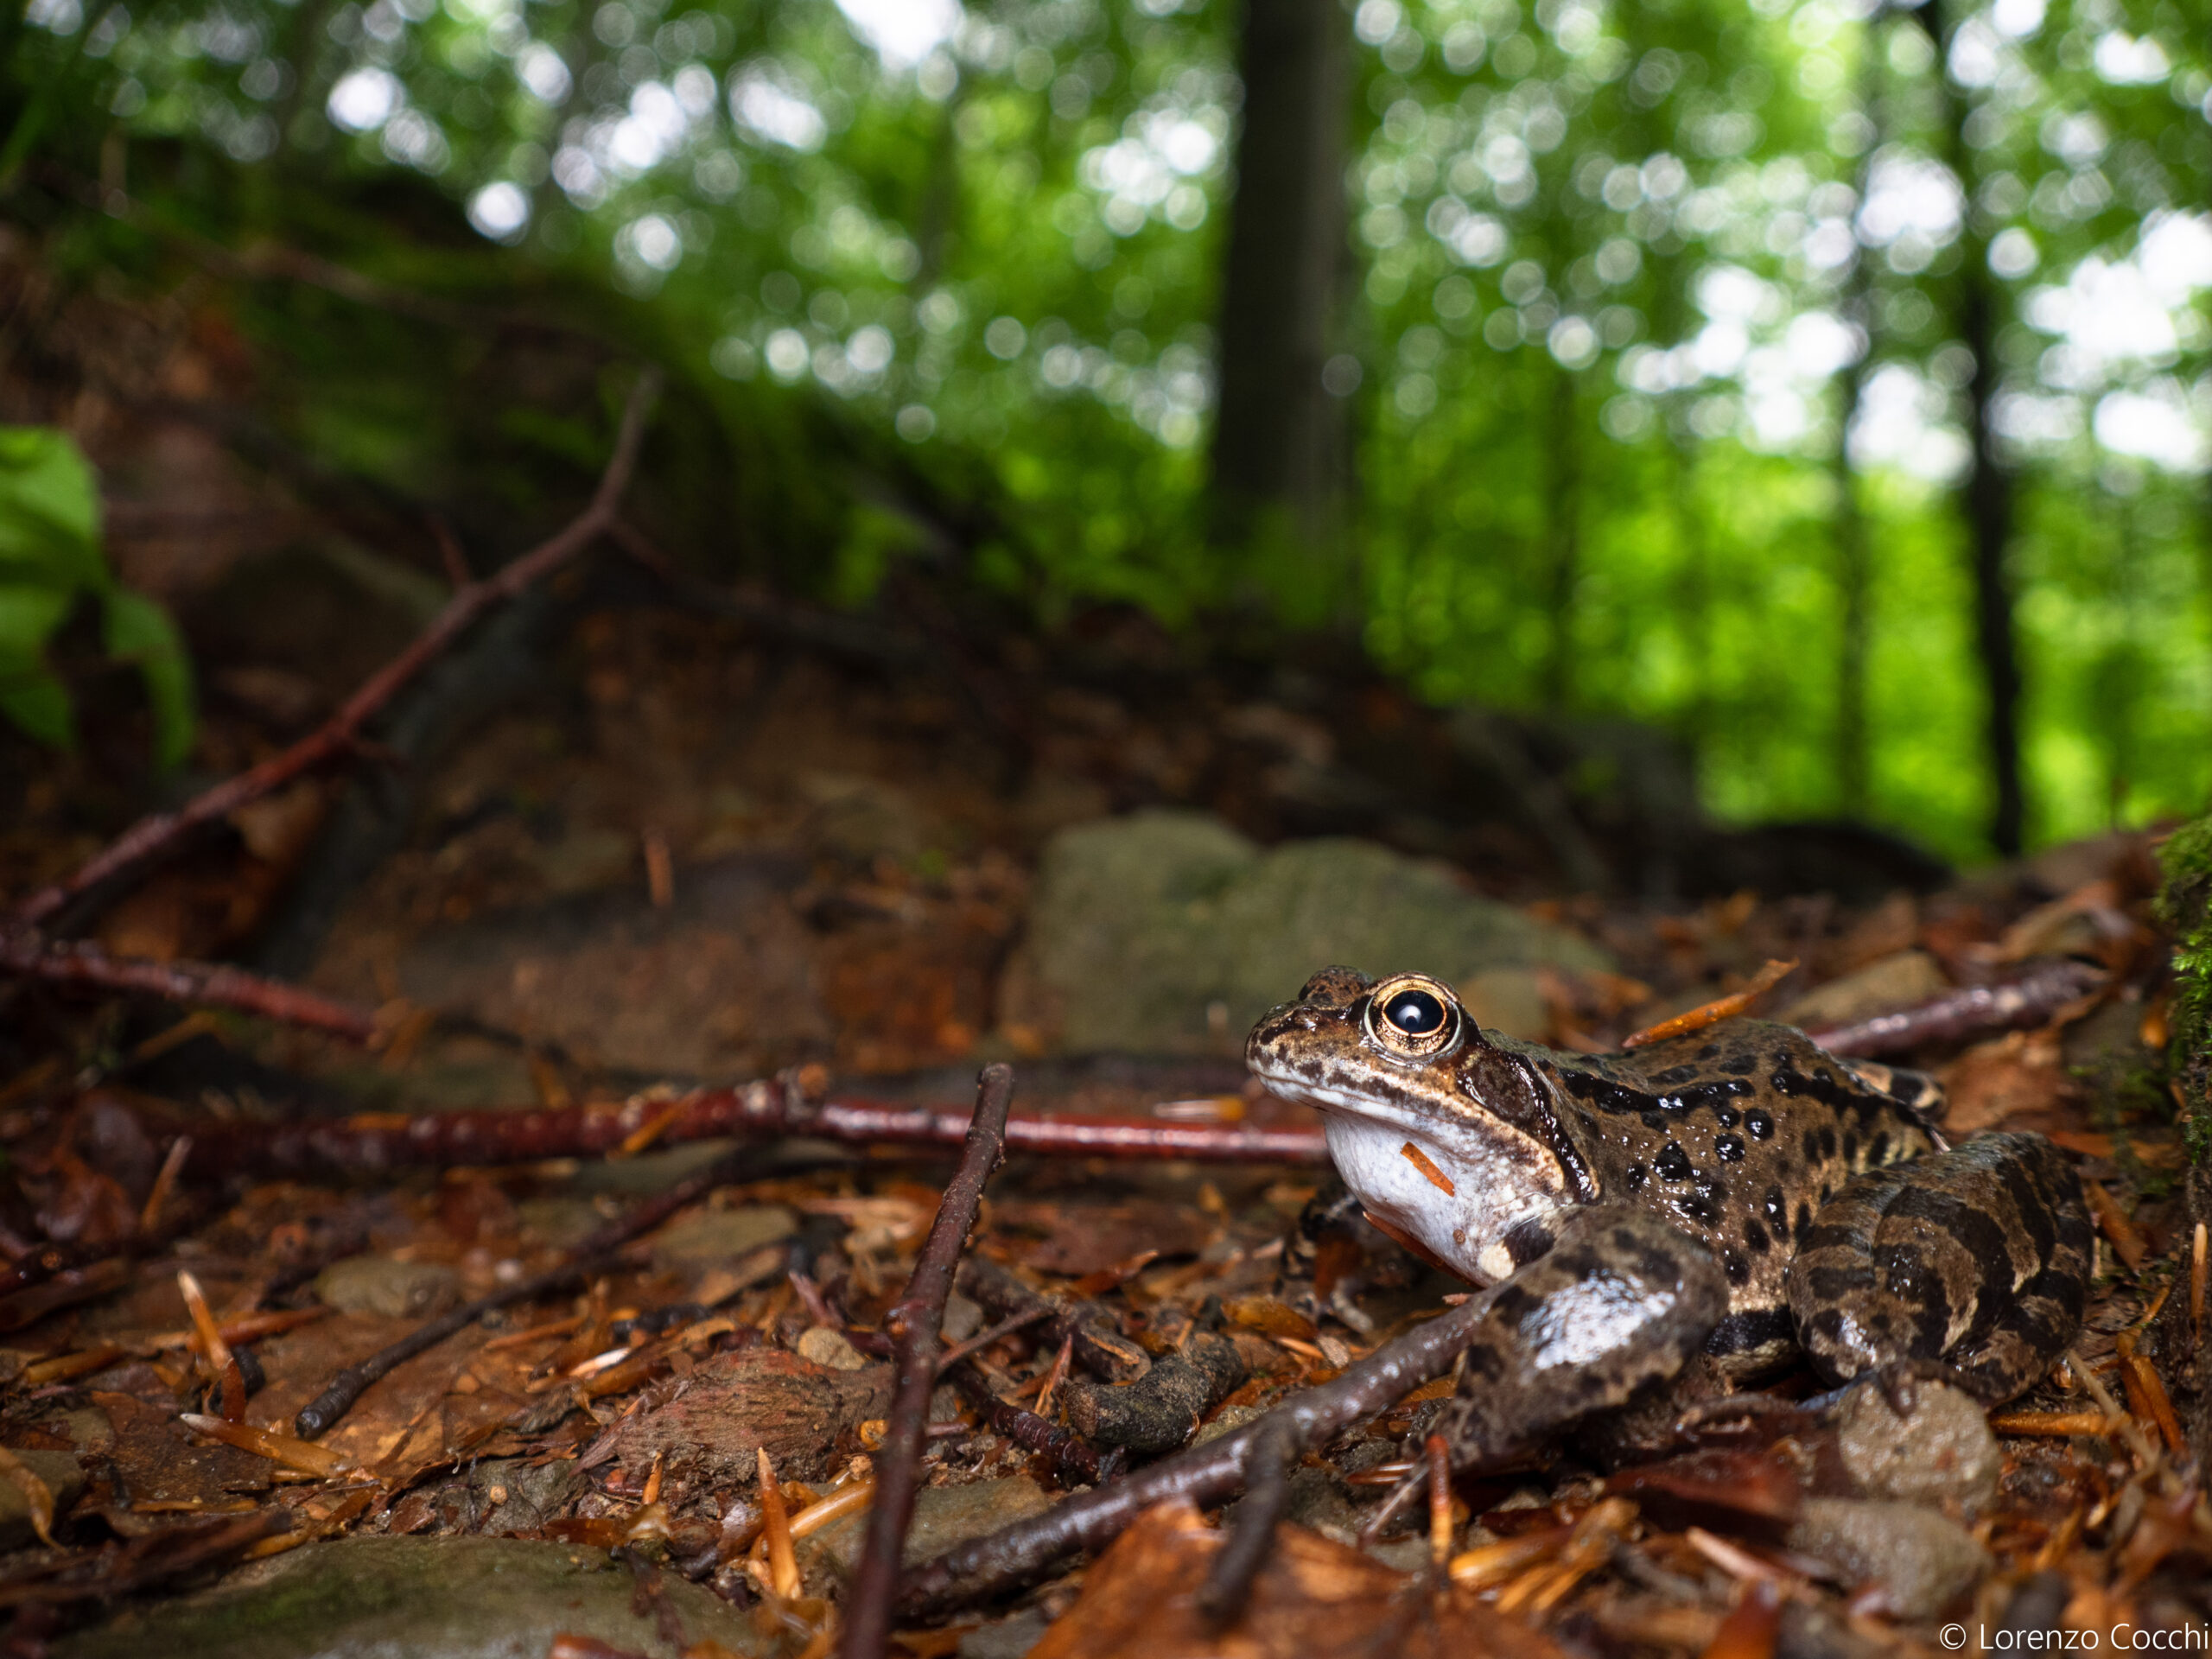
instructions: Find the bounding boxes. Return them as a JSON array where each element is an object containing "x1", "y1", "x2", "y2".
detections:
[{"x1": 3, "y1": 0, "x2": 2210, "y2": 868}]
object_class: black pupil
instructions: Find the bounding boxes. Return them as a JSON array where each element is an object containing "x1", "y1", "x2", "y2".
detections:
[{"x1": 1385, "y1": 989, "x2": 1446, "y2": 1035}]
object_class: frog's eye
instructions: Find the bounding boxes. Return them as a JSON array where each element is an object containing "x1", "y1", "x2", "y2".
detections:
[{"x1": 1365, "y1": 975, "x2": 1465, "y2": 1060}]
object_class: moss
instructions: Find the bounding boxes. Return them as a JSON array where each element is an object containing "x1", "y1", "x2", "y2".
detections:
[{"x1": 2157, "y1": 815, "x2": 2212, "y2": 1164}]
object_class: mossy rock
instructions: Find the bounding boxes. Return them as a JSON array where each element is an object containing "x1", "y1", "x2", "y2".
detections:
[
  {"x1": 1000, "y1": 810, "x2": 1610, "y2": 1055},
  {"x1": 58, "y1": 1535, "x2": 772, "y2": 1659}
]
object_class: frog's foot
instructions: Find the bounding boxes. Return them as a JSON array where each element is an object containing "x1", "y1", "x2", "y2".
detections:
[
  {"x1": 1273, "y1": 1179, "x2": 1402, "y2": 1333},
  {"x1": 1786, "y1": 1131, "x2": 2091, "y2": 1407}
]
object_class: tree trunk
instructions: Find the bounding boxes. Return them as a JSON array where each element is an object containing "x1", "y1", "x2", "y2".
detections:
[
  {"x1": 1831, "y1": 12, "x2": 1885, "y2": 817},
  {"x1": 1916, "y1": 0, "x2": 2023, "y2": 855},
  {"x1": 1208, "y1": 0, "x2": 1350, "y2": 616}
]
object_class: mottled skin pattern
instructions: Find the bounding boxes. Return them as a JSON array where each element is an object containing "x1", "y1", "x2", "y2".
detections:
[{"x1": 1249, "y1": 966, "x2": 2089, "y2": 1407}]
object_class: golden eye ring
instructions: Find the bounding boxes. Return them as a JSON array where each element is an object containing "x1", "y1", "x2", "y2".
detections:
[{"x1": 1363, "y1": 974, "x2": 1465, "y2": 1060}]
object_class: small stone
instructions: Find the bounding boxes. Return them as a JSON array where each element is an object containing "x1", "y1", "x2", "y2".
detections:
[
  {"x1": 941, "y1": 1291, "x2": 983, "y2": 1344},
  {"x1": 0, "y1": 1452, "x2": 82, "y2": 1551},
  {"x1": 1787, "y1": 1498, "x2": 1988, "y2": 1618},
  {"x1": 314, "y1": 1255, "x2": 460, "y2": 1319},
  {"x1": 1192, "y1": 1403, "x2": 1263, "y2": 1446},
  {"x1": 650, "y1": 1205, "x2": 798, "y2": 1269},
  {"x1": 1833, "y1": 1380, "x2": 2000, "y2": 1516},
  {"x1": 1778, "y1": 950, "x2": 1948, "y2": 1031},
  {"x1": 798, "y1": 1477, "x2": 1052, "y2": 1584},
  {"x1": 796, "y1": 1326, "x2": 866, "y2": 1371}
]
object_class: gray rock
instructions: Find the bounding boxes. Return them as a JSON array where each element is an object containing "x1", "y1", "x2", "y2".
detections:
[
  {"x1": 1834, "y1": 1381, "x2": 2001, "y2": 1516},
  {"x1": 649, "y1": 1205, "x2": 798, "y2": 1269},
  {"x1": 798, "y1": 1477, "x2": 1052, "y2": 1584},
  {"x1": 0, "y1": 1452, "x2": 82, "y2": 1551},
  {"x1": 1001, "y1": 810, "x2": 1608, "y2": 1054},
  {"x1": 1787, "y1": 1498, "x2": 1988, "y2": 1619},
  {"x1": 314, "y1": 1256, "x2": 460, "y2": 1320},
  {"x1": 56, "y1": 1535, "x2": 769, "y2": 1659}
]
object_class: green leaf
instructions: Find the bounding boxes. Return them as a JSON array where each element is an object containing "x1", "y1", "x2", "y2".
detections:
[
  {"x1": 101, "y1": 588, "x2": 196, "y2": 769},
  {"x1": 0, "y1": 581, "x2": 75, "y2": 661},
  {"x1": 0, "y1": 428, "x2": 105, "y2": 594},
  {"x1": 0, "y1": 674, "x2": 73, "y2": 751}
]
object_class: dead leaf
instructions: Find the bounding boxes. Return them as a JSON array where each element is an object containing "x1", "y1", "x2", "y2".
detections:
[{"x1": 1025, "y1": 1498, "x2": 1575, "y2": 1659}]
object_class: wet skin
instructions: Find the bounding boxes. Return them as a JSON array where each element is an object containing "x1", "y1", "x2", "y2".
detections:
[{"x1": 1246, "y1": 967, "x2": 2091, "y2": 1414}]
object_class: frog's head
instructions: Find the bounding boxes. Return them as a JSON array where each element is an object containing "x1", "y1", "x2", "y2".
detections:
[{"x1": 1247, "y1": 966, "x2": 1591, "y2": 1283}]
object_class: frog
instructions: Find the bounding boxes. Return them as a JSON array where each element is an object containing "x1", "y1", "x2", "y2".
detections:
[{"x1": 1245, "y1": 966, "x2": 2092, "y2": 1419}]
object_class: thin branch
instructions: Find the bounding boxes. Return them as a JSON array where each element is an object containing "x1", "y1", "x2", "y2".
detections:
[
  {"x1": 1197, "y1": 1416, "x2": 1294, "y2": 1625},
  {"x1": 293, "y1": 1136, "x2": 755, "y2": 1440},
  {"x1": 175, "y1": 1077, "x2": 1328, "y2": 1179},
  {"x1": 11, "y1": 369, "x2": 663, "y2": 932},
  {"x1": 0, "y1": 934, "x2": 381, "y2": 1040},
  {"x1": 839, "y1": 1064, "x2": 1015, "y2": 1659},
  {"x1": 1804, "y1": 957, "x2": 2106, "y2": 1058},
  {"x1": 939, "y1": 1357, "x2": 1123, "y2": 1486}
]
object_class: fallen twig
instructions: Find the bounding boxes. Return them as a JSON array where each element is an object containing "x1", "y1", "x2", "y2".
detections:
[
  {"x1": 1196, "y1": 1415, "x2": 1293, "y2": 1625},
  {"x1": 939, "y1": 1357, "x2": 1123, "y2": 1486},
  {"x1": 840, "y1": 1063, "x2": 1015, "y2": 1659},
  {"x1": 293, "y1": 1139, "x2": 763, "y2": 1440},
  {"x1": 1804, "y1": 957, "x2": 2107, "y2": 1058},
  {"x1": 956, "y1": 1256, "x2": 1154, "y2": 1382},
  {"x1": 0, "y1": 934, "x2": 380, "y2": 1040},
  {"x1": 176, "y1": 1076, "x2": 1328, "y2": 1179},
  {"x1": 11, "y1": 370, "x2": 663, "y2": 933}
]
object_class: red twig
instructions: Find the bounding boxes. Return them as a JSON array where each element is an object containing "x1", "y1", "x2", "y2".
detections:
[
  {"x1": 174, "y1": 1078, "x2": 1329, "y2": 1178},
  {"x1": 1804, "y1": 957, "x2": 2107, "y2": 1058},
  {"x1": 0, "y1": 934, "x2": 380, "y2": 1040},
  {"x1": 11, "y1": 370, "x2": 663, "y2": 931},
  {"x1": 840, "y1": 1064, "x2": 1016, "y2": 1659}
]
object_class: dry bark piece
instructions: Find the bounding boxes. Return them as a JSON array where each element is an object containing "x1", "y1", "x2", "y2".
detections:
[
  {"x1": 1065, "y1": 1331, "x2": 1249, "y2": 1455},
  {"x1": 1024, "y1": 1498, "x2": 1575, "y2": 1659},
  {"x1": 601, "y1": 1345, "x2": 890, "y2": 1505},
  {"x1": 92, "y1": 1391, "x2": 272, "y2": 1509}
]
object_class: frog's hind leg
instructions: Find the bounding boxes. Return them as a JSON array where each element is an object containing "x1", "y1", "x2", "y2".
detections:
[{"x1": 1785, "y1": 1131, "x2": 2089, "y2": 1404}]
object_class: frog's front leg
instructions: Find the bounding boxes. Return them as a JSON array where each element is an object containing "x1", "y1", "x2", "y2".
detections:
[
  {"x1": 1273, "y1": 1178, "x2": 1422, "y2": 1331},
  {"x1": 1424, "y1": 1205, "x2": 1729, "y2": 1471},
  {"x1": 1787, "y1": 1131, "x2": 2090, "y2": 1404}
]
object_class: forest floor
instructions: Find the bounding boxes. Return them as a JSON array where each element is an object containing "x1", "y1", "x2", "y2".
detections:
[
  {"x1": 0, "y1": 364, "x2": 2206, "y2": 1658},
  {"x1": 0, "y1": 550, "x2": 2204, "y2": 1659}
]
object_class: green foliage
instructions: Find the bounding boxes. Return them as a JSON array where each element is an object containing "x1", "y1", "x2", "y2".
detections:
[
  {"x1": 4, "y1": 0, "x2": 2211, "y2": 858},
  {"x1": 2158, "y1": 813, "x2": 2212, "y2": 1163},
  {"x1": 0, "y1": 428, "x2": 195, "y2": 766}
]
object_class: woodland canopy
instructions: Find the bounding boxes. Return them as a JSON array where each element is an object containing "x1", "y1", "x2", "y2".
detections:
[{"x1": 4, "y1": 0, "x2": 2209, "y2": 862}]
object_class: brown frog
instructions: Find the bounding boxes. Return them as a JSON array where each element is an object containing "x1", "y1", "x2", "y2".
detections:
[{"x1": 1247, "y1": 967, "x2": 2091, "y2": 1408}]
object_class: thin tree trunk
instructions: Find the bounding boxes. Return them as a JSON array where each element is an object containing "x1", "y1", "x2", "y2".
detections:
[
  {"x1": 1831, "y1": 11, "x2": 1886, "y2": 817},
  {"x1": 1916, "y1": 0, "x2": 2023, "y2": 855},
  {"x1": 1209, "y1": 0, "x2": 1349, "y2": 613}
]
